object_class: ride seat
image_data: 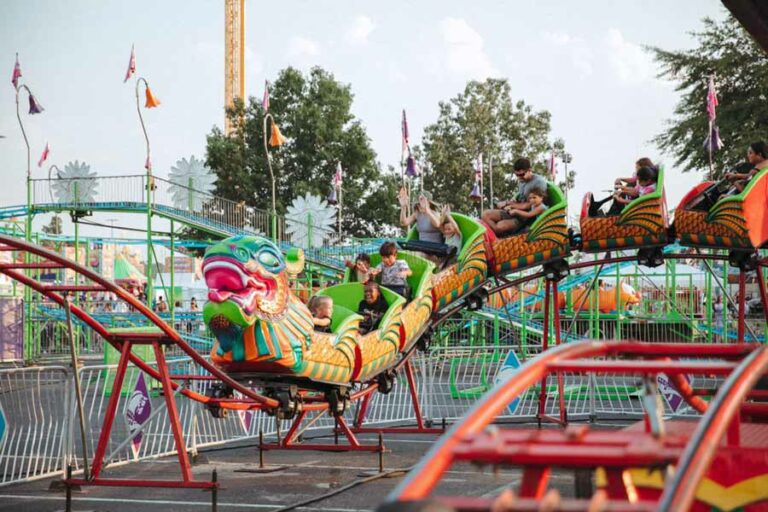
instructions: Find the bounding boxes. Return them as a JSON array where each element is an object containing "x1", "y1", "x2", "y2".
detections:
[{"x1": 315, "y1": 282, "x2": 405, "y2": 334}]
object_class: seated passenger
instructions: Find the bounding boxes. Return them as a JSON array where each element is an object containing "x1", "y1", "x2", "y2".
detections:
[
  {"x1": 440, "y1": 205, "x2": 462, "y2": 266},
  {"x1": 589, "y1": 157, "x2": 655, "y2": 215},
  {"x1": 608, "y1": 166, "x2": 656, "y2": 213},
  {"x1": 482, "y1": 158, "x2": 546, "y2": 236},
  {"x1": 357, "y1": 282, "x2": 389, "y2": 334},
  {"x1": 308, "y1": 296, "x2": 333, "y2": 333},
  {"x1": 498, "y1": 187, "x2": 548, "y2": 232},
  {"x1": 369, "y1": 242, "x2": 412, "y2": 297},
  {"x1": 345, "y1": 252, "x2": 372, "y2": 284},
  {"x1": 398, "y1": 188, "x2": 443, "y2": 243},
  {"x1": 725, "y1": 141, "x2": 768, "y2": 194},
  {"x1": 615, "y1": 157, "x2": 654, "y2": 189}
]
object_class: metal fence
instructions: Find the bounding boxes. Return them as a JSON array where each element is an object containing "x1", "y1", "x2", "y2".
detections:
[
  {"x1": 0, "y1": 309, "x2": 726, "y2": 487},
  {"x1": 0, "y1": 367, "x2": 70, "y2": 485},
  {"x1": 30, "y1": 175, "x2": 390, "y2": 272}
]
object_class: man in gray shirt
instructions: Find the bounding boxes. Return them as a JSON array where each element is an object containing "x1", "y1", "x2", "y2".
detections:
[{"x1": 481, "y1": 158, "x2": 547, "y2": 236}]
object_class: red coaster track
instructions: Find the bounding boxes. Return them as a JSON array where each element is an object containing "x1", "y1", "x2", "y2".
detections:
[
  {"x1": 3, "y1": 232, "x2": 768, "y2": 500},
  {"x1": 381, "y1": 340, "x2": 768, "y2": 512}
]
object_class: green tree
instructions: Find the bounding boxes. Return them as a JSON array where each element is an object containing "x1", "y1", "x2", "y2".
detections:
[
  {"x1": 650, "y1": 15, "x2": 768, "y2": 177},
  {"x1": 206, "y1": 66, "x2": 399, "y2": 237},
  {"x1": 41, "y1": 215, "x2": 62, "y2": 235},
  {"x1": 420, "y1": 78, "x2": 558, "y2": 213}
]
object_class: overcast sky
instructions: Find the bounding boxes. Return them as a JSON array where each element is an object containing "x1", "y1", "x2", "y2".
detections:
[{"x1": 0, "y1": 0, "x2": 729, "y2": 238}]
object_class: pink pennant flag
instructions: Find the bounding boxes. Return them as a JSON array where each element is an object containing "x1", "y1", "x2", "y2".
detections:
[
  {"x1": 11, "y1": 53, "x2": 21, "y2": 89},
  {"x1": 333, "y1": 161, "x2": 343, "y2": 187},
  {"x1": 124, "y1": 44, "x2": 136, "y2": 83},
  {"x1": 37, "y1": 142, "x2": 50, "y2": 168},
  {"x1": 262, "y1": 80, "x2": 270, "y2": 111},
  {"x1": 549, "y1": 151, "x2": 557, "y2": 181},
  {"x1": 706, "y1": 76, "x2": 718, "y2": 122},
  {"x1": 401, "y1": 109, "x2": 410, "y2": 158},
  {"x1": 144, "y1": 155, "x2": 152, "y2": 171}
]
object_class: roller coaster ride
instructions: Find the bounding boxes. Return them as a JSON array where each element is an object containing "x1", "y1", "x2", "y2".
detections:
[{"x1": 4, "y1": 162, "x2": 768, "y2": 504}]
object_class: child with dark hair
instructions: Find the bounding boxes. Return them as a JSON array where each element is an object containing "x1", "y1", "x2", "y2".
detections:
[
  {"x1": 725, "y1": 141, "x2": 768, "y2": 194},
  {"x1": 610, "y1": 166, "x2": 656, "y2": 212},
  {"x1": 308, "y1": 296, "x2": 333, "y2": 333},
  {"x1": 498, "y1": 187, "x2": 549, "y2": 231},
  {"x1": 481, "y1": 158, "x2": 547, "y2": 236},
  {"x1": 369, "y1": 242, "x2": 412, "y2": 297},
  {"x1": 345, "y1": 253, "x2": 372, "y2": 284},
  {"x1": 613, "y1": 157, "x2": 655, "y2": 188},
  {"x1": 357, "y1": 282, "x2": 389, "y2": 334},
  {"x1": 589, "y1": 157, "x2": 656, "y2": 216},
  {"x1": 440, "y1": 205, "x2": 462, "y2": 254}
]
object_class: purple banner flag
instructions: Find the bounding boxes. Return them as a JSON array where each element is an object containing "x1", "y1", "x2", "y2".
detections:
[
  {"x1": 656, "y1": 373, "x2": 688, "y2": 413},
  {"x1": 238, "y1": 409, "x2": 254, "y2": 434},
  {"x1": 125, "y1": 373, "x2": 152, "y2": 458}
]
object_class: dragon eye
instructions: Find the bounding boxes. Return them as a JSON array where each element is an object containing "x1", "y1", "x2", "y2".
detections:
[{"x1": 258, "y1": 251, "x2": 280, "y2": 268}]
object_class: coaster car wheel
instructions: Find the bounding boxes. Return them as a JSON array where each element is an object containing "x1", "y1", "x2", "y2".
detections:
[
  {"x1": 265, "y1": 385, "x2": 302, "y2": 420},
  {"x1": 205, "y1": 383, "x2": 234, "y2": 419},
  {"x1": 376, "y1": 370, "x2": 396, "y2": 395}
]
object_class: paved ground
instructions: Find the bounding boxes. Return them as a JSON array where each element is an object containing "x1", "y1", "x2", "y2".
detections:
[{"x1": 0, "y1": 425, "x2": 588, "y2": 512}]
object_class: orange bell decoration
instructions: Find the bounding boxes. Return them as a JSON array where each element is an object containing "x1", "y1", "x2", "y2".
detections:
[
  {"x1": 144, "y1": 86, "x2": 161, "y2": 108},
  {"x1": 269, "y1": 121, "x2": 287, "y2": 147}
]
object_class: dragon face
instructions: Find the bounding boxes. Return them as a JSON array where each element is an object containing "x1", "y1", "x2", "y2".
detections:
[{"x1": 203, "y1": 236, "x2": 291, "y2": 358}]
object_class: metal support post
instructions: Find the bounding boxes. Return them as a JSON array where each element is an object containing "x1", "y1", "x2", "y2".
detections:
[
  {"x1": 152, "y1": 342, "x2": 193, "y2": 482},
  {"x1": 64, "y1": 298, "x2": 90, "y2": 479},
  {"x1": 146, "y1": 175, "x2": 153, "y2": 309},
  {"x1": 738, "y1": 270, "x2": 746, "y2": 343},
  {"x1": 170, "y1": 220, "x2": 175, "y2": 325},
  {"x1": 90, "y1": 341, "x2": 132, "y2": 478},
  {"x1": 552, "y1": 280, "x2": 566, "y2": 425},
  {"x1": 538, "y1": 280, "x2": 551, "y2": 422}
]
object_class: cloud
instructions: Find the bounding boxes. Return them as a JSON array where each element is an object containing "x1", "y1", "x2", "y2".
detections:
[
  {"x1": 604, "y1": 28, "x2": 654, "y2": 83},
  {"x1": 542, "y1": 31, "x2": 593, "y2": 78},
  {"x1": 439, "y1": 17, "x2": 498, "y2": 79},
  {"x1": 544, "y1": 31, "x2": 579, "y2": 46},
  {"x1": 345, "y1": 16, "x2": 375, "y2": 45},
  {"x1": 287, "y1": 36, "x2": 321, "y2": 59}
]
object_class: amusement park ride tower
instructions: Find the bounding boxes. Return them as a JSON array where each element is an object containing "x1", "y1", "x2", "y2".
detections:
[{"x1": 224, "y1": 0, "x2": 245, "y2": 135}]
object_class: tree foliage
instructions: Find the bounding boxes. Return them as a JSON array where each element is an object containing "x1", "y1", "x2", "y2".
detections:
[
  {"x1": 649, "y1": 16, "x2": 768, "y2": 176},
  {"x1": 206, "y1": 67, "x2": 400, "y2": 237},
  {"x1": 420, "y1": 79, "x2": 558, "y2": 213},
  {"x1": 41, "y1": 215, "x2": 62, "y2": 235}
]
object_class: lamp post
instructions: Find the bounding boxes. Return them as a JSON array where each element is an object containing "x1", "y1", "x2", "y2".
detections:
[
  {"x1": 16, "y1": 83, "x2": 44, "y2": 234},
  {"x1": 135, "y1": 77, "x2": 160, "y2": 308},
  {"x1": 262, "y1": 112, "x2": 286, "y2": 240},
  {"x1": 15, "y1": 82, "x2": 43, "y2": 361}
]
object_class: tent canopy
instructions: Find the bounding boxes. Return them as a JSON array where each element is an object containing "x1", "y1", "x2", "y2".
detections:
[{"x1": 113, "y1": 253, "x2": 146, "y2": 284}]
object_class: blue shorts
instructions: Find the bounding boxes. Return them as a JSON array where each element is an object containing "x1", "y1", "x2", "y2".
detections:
[{"x1": 383, "y1": 284, "x2": 407, "y2": 297}]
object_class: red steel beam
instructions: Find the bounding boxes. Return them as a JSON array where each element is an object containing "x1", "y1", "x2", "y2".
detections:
[
  {"x1": 0, "y1": 261, "x2": 65, "y2": 269},
  {"x1": 0, "y1": 235, "x2": 281, "y2": 410},
  {"x1": 387, "y1": 341, "x2": 607, "y2": 501},
  {"x1": 658, "y1": 346, "x2": 768, "y2": 511},
  {"x1": 66, "y1": 478, "x2": 216, "y2": 489},
  {"x1": 434, "y1": 495, "x2": 656, "y2": 512},
  {"x1": 42, "y1": 284, "x2": 106, "y2": 292},
  {"x1": 547, "y1": 360, "x2": 737, "y2": 375},
  {"x1": 600, "y1": 341, "x2": 758, "y2": 358}
]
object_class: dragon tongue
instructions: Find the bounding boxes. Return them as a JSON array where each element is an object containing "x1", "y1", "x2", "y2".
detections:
[{"x1": 209, "y1": 289, "x2": 233, "y2": 302}]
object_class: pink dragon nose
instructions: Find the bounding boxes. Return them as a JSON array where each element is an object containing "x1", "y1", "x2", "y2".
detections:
[{"x1": 229, "y1": 244, "x2": 237, "y2": 251}]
